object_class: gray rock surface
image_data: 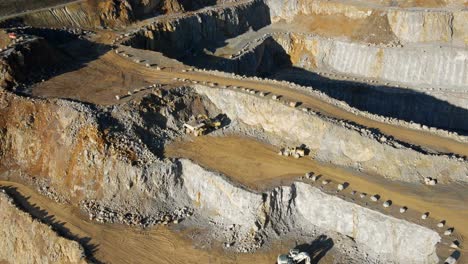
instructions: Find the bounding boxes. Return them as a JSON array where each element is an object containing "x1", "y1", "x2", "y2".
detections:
[
  {"x1": 178, "y1": 159, "x2": 441, "y2": 263},
  {"x1": 195, "y1": 85, "x2": 468, "y2": 183}
]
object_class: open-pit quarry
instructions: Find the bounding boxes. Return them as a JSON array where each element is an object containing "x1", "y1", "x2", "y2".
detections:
[{"x1": 0, "y1": 0, "x2": 467, "y2": 263}]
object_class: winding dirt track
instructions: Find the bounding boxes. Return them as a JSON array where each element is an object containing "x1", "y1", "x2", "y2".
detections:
[{"x1": 33, "y1": 50, "x2": 468, "y2": 157}]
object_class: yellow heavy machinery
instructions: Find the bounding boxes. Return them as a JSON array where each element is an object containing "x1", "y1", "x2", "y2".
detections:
[
  {"x1": 278, "y1": 146, "x2": 307, "y2": 158},
  {"x1": 183, "y1": 115, "x2": 222, "y2": 136}
]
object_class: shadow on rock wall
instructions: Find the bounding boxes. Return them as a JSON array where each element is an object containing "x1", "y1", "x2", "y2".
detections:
[
  {"x1": 270, "y1": 67, "x2": 468, "y2": 135},
  {"x1": 296, "y1": 235, "x2": 334, "y2": 264},
  {"x1": 1, "y1": 27, "x2": 111, "y2": 94},
  {"x1": 1, "y1": 186, "x2": 102, "y2": 263}
]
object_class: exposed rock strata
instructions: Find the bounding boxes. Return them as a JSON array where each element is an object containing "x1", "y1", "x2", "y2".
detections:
[
  {"x1": 195, "y1": 85, "x2": 468, "y2": 183},
  {"x1": 0, "y1": 86, "x2": 213, "y2": 213},
  {"x1": 123, "y1": 0, "x2": 270, "y2": 58},
  {"x1": 5, "y1": 0, "x2": 216, "y2": 29},
  {"x1": 267, "y1": 0, "x2": 468, "y2": 45},
  {"x1": 178, "y1": 159, "x2": 441, "y2": 264}
]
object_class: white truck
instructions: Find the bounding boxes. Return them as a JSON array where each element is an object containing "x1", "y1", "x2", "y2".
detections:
[{"x1": 277, "y1": 249, "x2": 311, "y2": 264}]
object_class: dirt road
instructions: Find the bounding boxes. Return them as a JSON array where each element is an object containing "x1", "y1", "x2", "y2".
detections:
[
  {"x1": 32, "y1": 50, "x2": 468, "y2": 157},
  {"x1": 171, "y1": 69, "x2": 468, "y2": 157}
]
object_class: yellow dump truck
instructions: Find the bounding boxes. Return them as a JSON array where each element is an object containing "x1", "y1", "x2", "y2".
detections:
[{"x1": 183, "y1": 115, "x2": 222, "y2": 136}]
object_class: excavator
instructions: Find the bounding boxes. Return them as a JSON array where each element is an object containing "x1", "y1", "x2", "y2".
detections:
[{"x1": 277, "y1": 249, "x2": 311, "y2": 264}]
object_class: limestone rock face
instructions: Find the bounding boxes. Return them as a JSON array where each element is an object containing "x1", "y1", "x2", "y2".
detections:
[
  {"x1": 290, "y1": 182, "x2": 440, "y2": 264},
  {"x1": 177, "y1": 159, "x2": 441, "y2": 264},
  {"x1": 387, "y1": 10, "x2": 453, "y2": 43},
  {"x1": 267, "y1": 0, "x2": 468, "y2": 45},
  {"x1": 124, "y1": 0, "x2": 271, "y2": 58},
  {"x1": 195, "y1": 85, "x2": 468, "y2": 183},
  {"x1": 0, "y1": 191, "x2": 87, "y2": 264},
  {"x1": 271, "y1": 32, "x2": 468, "y2": 114}
]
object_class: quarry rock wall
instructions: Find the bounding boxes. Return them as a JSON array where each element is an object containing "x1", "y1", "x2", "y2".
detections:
[
  {"x1": 20, "y1": 2, "x2": 102, "y2": 29},
  {"x1": 123, "y1": 0, "x2": 270, "y2": 58},
  {"x1": 0, "y1": 190, "x2": 87, "y2": 264},
  {"x1": 178, "y1": 159, "x2": 262, "y2": 230},
  {"x1": 267, "y1": 32, "x2": 468, "y2": 130},
  {"x1": 0, "y1": 87, "x2": 191, "y2": 216},
  {"x1": 273, "y1": 32, "x2": 468, "y2": 92},
  {"x1": 0, "y1": 37, "x2": 65, "y2": 88},
  {"x1": 387, "y1": 10, "x2": 468, "y2": 45},
  {"x1": 266, "y1": 0, "x2": 468, "y2": 46},
  {"x1": 178, "y1": 159, "x2": 441, "y2": 264},
  {"x1": 7, "y1": 0, "x2": 198, "y2": 29},
  {"x1": 195, "y1": 85, "x2": 468, "y2": 183},
  {"x1": 203, "y1": 36, "x2": 291, "y2": 76}
]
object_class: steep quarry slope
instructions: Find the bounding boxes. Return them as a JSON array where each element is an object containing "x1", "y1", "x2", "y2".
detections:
[
  {"x1": 195, "y1": 85, "x2": 468, "y2": 183},
  {"x1": 124, "y1": 0, "x2": 270, "y2": 58},
  {"x1": 0, "y1": 0, "x2": 75, "y2": 17},
  {"x1": 0, "y1": 0, "x2": 215, "y2": 29},
  {"x1": 0, "y1": 86, "x2": 214, "y2": 212},
  {"x1": 267, "y1": 0, "x2": 467, "y2": 45},
  {"x1": 269, "y1": 33, "x2": 468, "y2": 130},
  {"x1": 177, "y1": 159, "x2": 441, "y2": 263},
  {"x1": 0, "y1": 190, "x2": 87, "y2": 264},
  {"x1": 120, "y1": 0, "x2": 467, "y2": 133},
  {"x1": 271, "y1": 33, "x2": 467, "y2": 91}
]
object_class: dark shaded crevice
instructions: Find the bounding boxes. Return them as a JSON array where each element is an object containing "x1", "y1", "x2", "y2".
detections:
[
  {"x1": 123, "y1": 0, "x2": 271, "y2": 59},
  {"x1": 1, "y1": 27, "x2": 111, "y2": 94},
  {"x1": 270, "y1": 67, "x2": 468, "y2": 135}
]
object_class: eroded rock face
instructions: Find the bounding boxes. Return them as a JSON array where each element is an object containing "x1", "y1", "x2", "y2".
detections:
[
  {"x1": 0, "y1": 87, "x2": 214, "y2": 215},
  {"x1": 195, "y1": 85, "x2": 468, "y2": 183},
  {"x1": 178, "y1": 159, "x2": 441, "y2": 263},
  {"x1": 272, "y1": 33, "x2": 468, "y2": 91},
  {"x1": 123, "y1": 0, "x2": 271, "y2": 58},
  {"x1": 0, "y1": 190, "x2": 87, "y2": 264},
  {"x1": 289, "y1": 183, "x2": 440, "y2": 263},
  {"x1": 7, "y1": 0, "x2": 224, "y2": 29},
  {"x1": 266, "y1": 0, "x2": 468, "y2": 45}
]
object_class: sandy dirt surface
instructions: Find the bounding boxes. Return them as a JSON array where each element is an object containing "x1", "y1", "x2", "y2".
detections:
[
  {"x1": 0, "y1": 180, "x2": 327, "y2": 264},
  {"x1": 32, "y1": 51, "x2": 156, "y2": 104},
  {"x1": 166, "y1": 135, "x2": 467, "y2": 261}
]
